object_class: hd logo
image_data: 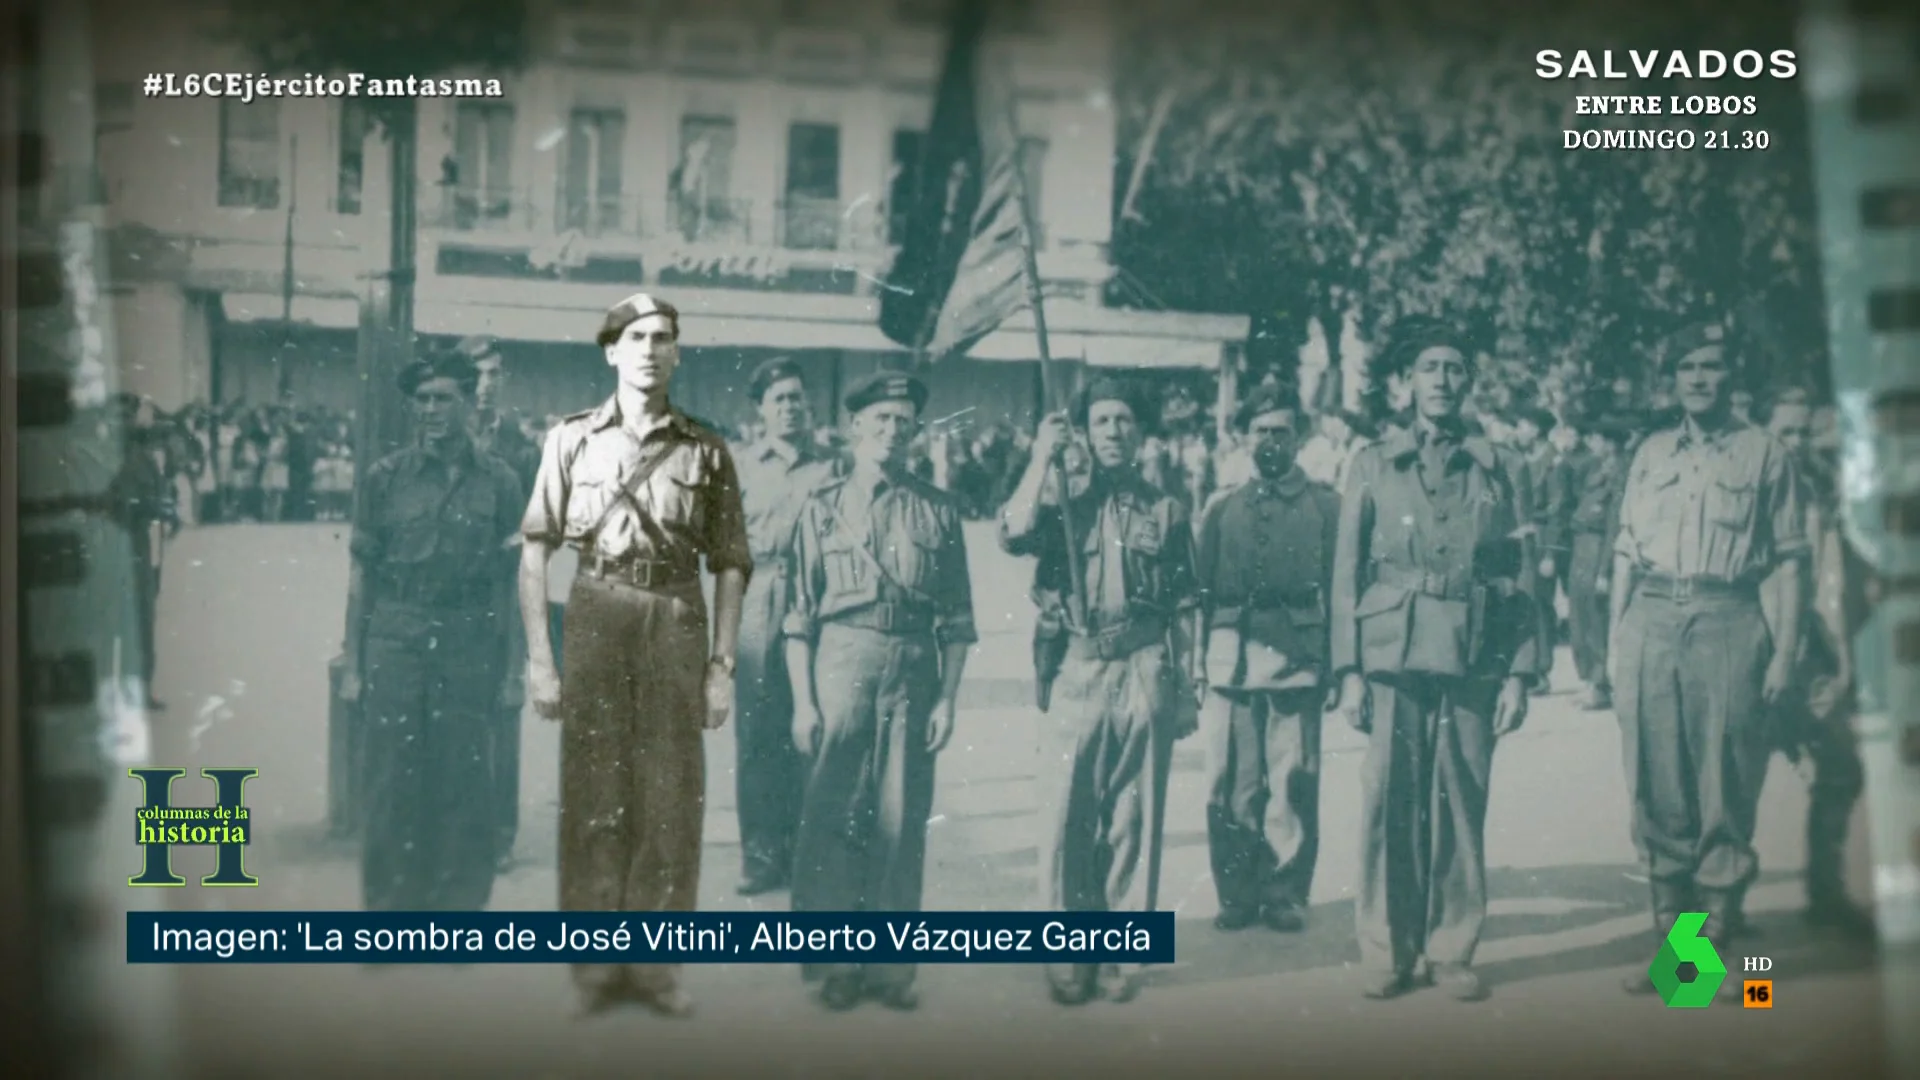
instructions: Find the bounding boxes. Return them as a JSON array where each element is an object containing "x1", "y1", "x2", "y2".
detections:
[
  {"x1": 127, "y1": 767, "x2": 259, "y2": 887},
  {"x1": 1648, "y1": 912, "x2": 1727, "y2": 1008}
]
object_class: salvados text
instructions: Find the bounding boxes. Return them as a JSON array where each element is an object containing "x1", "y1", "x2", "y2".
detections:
[{"x1": 1535, "y1": 49, "x2": 1797, "y2": 80}]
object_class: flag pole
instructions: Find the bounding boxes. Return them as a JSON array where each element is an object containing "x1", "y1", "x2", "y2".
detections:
[{"x1": 999, "y1": 56, "x2": 1085, "y2": 625}]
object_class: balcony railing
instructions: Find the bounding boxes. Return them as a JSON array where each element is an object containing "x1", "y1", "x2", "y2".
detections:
[
  {"x1": 669, "y1": 194, "x2": 755, "y2": 244},
  {"x1": 426, "y1": 187, "x2": 899, "y2": 257},
  {"x1": 431, "y1": 185, "x2": 542, "y2": 233}
]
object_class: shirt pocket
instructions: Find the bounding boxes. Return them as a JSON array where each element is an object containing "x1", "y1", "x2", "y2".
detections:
[
  {"x1": 652, "y1": 456, "x2": 707, "y2": 534},
  {"x1": 819, "y1": 529, "x2": 866, "y2": 598},
  {"x1": 1706, "y1": 478, "x2": 1757, "y2": 532},
  {"x1": 563, "y1": 474, "x2": 617, "y2": 535},
  {"x1": 444, "y1": 481, "x2": 503, "y2": 564}
]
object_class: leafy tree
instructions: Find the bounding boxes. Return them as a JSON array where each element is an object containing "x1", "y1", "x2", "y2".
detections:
[
  {"x1": 222, "y1": 0, "x2": 529, "y2": 462},
  {"x1": 1111, "y1": 0, "x2": 1824, "y2": 415}
]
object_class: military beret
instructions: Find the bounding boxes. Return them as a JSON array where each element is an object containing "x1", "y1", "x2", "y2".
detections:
[
  {"x1": 454, "y1": 334, "x2": 503, "y2": 361},
  {"x1": 1233, "y1": 384, "x2": 1302, "y2": 431},
  {"x1": 596, "y1": 292, "x2": 681, "y2": 348},
  {"x1": 397, "y1": 346, "x2": 481, "y2": 397},
  {"x1": 844, "y1": 371, "x2": 929, "y2": 416},
  {"x1": 1662, "y1": 320, "x2": 1731, "y2": 365},
  {"x1": 1070, "y1": 376, "x2": 1149, "y2": 429},
  {"x1": 748, "y1": 357, "x2": 806, "y2": 404},
  {"x1": 1369, "y1": 315, "x2": 1474, "y2": 381}
]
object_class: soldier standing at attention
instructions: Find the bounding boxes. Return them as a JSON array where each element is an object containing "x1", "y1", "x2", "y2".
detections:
[
  {"x1": 782, "y1": 372, "x2": 976, "y2": 1013},
  {"x1": 1613, "y1": 323, "x2": 1807, "y2": 998},
  {"x1": 1563, "y1": 413, "x2": 1635, "y2": 711},
  {"x1": 1330, "y1": 316, "x2": 1547, "y2": 1003},
  {"x1": 337, "y1": 347, "x2": 525, "y2": 912},
  {"x1": 1000, "y1": 377, "x2": 1201, "y2": 1007},
  {"x1": 460, "y1": 334, "x2": 543, "y2": 872},
  {"x1": 733, "y1": 357, "x2": 840, "y2": 897},
  {"x1": 518, "y1": 293, "x2": 752, "y2": 1019},
  {"x1": 1194, "y1": 384, "x2": 1340, "y2": 935},
  {"x1": 1760, "y1": 389, "x2": 1875, "y2": 938}
]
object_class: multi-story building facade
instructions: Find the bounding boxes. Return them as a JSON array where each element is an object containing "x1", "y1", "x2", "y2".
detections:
[{"x1": 92, "y1": 0, "x2": 1247, "y2": 434}]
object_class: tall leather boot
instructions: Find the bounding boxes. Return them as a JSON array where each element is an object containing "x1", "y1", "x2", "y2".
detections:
[{"x1": 1622, "y1": 877, "x2": 1694, "y2": 995}]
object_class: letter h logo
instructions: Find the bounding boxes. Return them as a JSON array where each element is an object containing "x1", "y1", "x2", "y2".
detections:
[{"x1": 128, "y1": 767, "x2": 258, "y2": 887}]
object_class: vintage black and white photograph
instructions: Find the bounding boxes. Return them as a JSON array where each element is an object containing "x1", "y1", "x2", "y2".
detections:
[{"x1": 6, "y1": 0, "x2": 1919, "y2": 1077}]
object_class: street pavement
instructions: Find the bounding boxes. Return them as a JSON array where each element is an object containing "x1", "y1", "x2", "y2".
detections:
[{"x1": 139, "y1": 521, "x2": 1898, "y2": 1079}]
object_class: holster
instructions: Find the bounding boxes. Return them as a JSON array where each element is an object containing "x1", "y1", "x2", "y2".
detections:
[{"x1": 1033, "y1": 608, "x2": 1069, "y2": 712}]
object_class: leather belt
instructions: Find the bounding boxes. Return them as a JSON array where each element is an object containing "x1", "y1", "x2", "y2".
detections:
[
  {"x1": 1067, "y1": 618, "x2": 1168, "y2": 661},
  {"x1": 1370, "y1": 565, "x2": 1474, "y2": 603},
  {"x1": 580, "y1": 554, "x2": 699, "y2": 592},
  {"x1": 827, "y1": 602, "x2": 936, "y2": 636},
  {"x1": 1636, "y1": 570, "x2": 1757, "y2": 603}
]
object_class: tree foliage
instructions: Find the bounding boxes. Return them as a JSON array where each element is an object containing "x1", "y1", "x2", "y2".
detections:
[{"x1": 1110, "y1": 0, "x2": 1826, "y2": 408}]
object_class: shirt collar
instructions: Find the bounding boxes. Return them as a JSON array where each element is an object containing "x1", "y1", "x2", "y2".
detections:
[
  {"x1": 1380, "y1": 417, "x2": 1496, "y2": 473},
  {"x1": 409, "y1": 433, "x2": 475, "y2": 473},
  {"x1": 755, "y1": 437, "x2": 809, "y2": 467},
  {"x1": 588, "y1": 395, "x2": 694, "y2": 439},
  {"x1": 1257, "y1": 466, "x2": 1309, "y2": 500},
  {"x1": 1675, "y1": 413, "x2": 1746, "y2": 450}
]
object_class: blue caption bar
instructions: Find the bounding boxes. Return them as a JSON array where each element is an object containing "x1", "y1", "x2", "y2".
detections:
[{"x1": 126, "y1": 911, "x2": 1176, "y2": 965}]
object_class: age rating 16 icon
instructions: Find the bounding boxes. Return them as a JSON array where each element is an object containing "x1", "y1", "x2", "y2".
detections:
[{"x1": 1649, "y1": 912, "x2": 1775, "y2": 1009}]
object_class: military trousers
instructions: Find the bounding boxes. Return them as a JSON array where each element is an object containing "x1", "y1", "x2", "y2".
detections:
[
  {"x1": 1775, "y1": 695, "x2": 1866, "y2": 904},
  {"x1": 558, "y1": 573, "x2": 709, "y2": 1000},
  {"x1": 1614, "y1": 590, "x2": 1771, "y2": 899},
  {"x1": 734, "y1": 565, "x2": 804, "y2": 884},
  {"x1": 791, "y1": 622, "x2": 941, "y2": 991},
  {"x1": 1037, "y1": 641, "x2": 1179, "y2": 991},
  {"x1": 1201, "y1": 686, "x2": 1322, "y2": 918},
  {"x1": 1355, "y1": 672, "x2": 1498, "y2": 976},
  {"x1": 1567, "y1": 533, "x2": 1612, "y2": 687},
  {"x1": 358, "y1": 601, "x2": 500, "y2": 912}
]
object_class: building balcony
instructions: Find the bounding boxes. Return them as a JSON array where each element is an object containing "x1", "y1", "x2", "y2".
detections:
[{"x1": 420, "y1": 183, "x2": 950, "y2": 299}]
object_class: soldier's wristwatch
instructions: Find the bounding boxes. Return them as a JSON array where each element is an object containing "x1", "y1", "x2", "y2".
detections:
[{"x1": 708, "y1": 655, "x2": 737, "y2": 676}]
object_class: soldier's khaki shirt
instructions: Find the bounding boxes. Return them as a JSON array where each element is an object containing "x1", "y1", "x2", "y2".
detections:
[
  {"x1": 736, "y1": 437, "x2": 841, "y2": 564},
  {"x1": 1000, "y1": 472, "x2": 1200, "y2": 634},
  {"x1": 781, "y1": 470, "x2": 978, "y2": 646},
  {"x1": 519, "y1": 396, "x2": 753, "y2": 580},
  {"x1": 1614, "y1": 417, "x2": 1807, "y2": 581}
]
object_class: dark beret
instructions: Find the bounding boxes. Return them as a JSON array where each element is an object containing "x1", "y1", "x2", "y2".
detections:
[
  {"x1": 1369, "y1": 315, "x2": 1474, "y2": 382},
  {"x1": 596, "y1": 292, "x2": 681, "y2": 349},
  {"x1": 844, "y1": 371, "x2": 929, "y2": 416},
  {"x1": 1070, "y1": 376, "x2": 1149, "y2": 429},
  {"x1": 397, "y1": 346, "x2": 481, "y2": 397},
  {"x1": 454, "y1": 334, "x2": 503, "y2": 361},
  {"x1": 1233, "y1": 383, "x2": 1302, "y2": 431},
  {"x1": 1662, "y1": 320, "x2": 1731, "y2": 366},
  {"x1": 748, "y1": 357, "x2": 806, "y2": 404}
]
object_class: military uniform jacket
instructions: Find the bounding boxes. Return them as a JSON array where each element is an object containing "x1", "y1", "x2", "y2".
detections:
[
  {"x1": 1330, "y1": 421, "x2": 1546, "y2": 682},
  {"x1": 781, "y1": 471, "x2": 978, "y2": 648},
  {"x1": 1613, "y1": 417, "x2": 1806, "y2": 583},
  {"x1": 1001, "y1": 471, "x2": 1200, "y2": 636},
  {"x1": 519, "y1": 397, "x2": 753, "y2": 582},
  {"x1": 351, "y1": 437, "x2": 525, "y2": 615},
  {"x1": 1195, "y1": 469, "x2": 1339, "y2": 690}
]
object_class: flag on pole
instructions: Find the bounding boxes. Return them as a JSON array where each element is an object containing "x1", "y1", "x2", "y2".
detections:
[{"x1": 878, "y1": 0, "x2": 1034, "y2": 361}]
